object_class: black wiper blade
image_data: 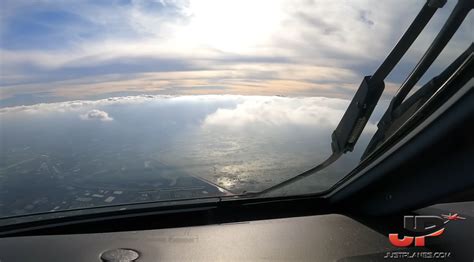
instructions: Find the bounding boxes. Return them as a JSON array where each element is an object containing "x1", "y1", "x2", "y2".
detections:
[
  {"x1": 363, "y1": 0, "x2": 473, "y2": 159},
  {"x1": 331, "y1": 0, "x2": 446, "y2": 154},
  {"x1": 249, "y1": 0, "x2": 446, "y2": 196}
]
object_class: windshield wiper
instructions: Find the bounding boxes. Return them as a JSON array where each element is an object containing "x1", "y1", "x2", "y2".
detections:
[
  {"x1": 363, "y1": 0, "x2": 473, "y2": 158},
  {"x1": 249, "y1": 0, "x2": 447, "y2": 196}
]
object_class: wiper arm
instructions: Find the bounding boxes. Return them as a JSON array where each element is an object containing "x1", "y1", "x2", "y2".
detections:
[
  {"x1": 363, "y1": 0, "x2": 473, "y2": 159},
  {"x1": 250, "y1": 0, "x2": 446, "y2": 196}
]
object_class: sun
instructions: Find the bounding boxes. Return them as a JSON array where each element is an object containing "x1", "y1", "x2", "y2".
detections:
[{"x1": 178, "y1": 0, "x2": 284, "y2": 53}]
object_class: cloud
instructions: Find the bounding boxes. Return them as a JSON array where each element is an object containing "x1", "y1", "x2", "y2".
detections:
[
  {"x1": 0, "y1": 94, "x2": 212, "y2": 114},
  {"x1": 0, "y1": 64, "x2": 361, "y2": 104},
  {"x1": 79, "y1": 109, "x2": 113, "y2": 121},
  {"x1": 0, "y1": 0, "x2": 472, "y2": 105},
  {"x1": 203, "y1": 96, "x2": 349, "y2": 127},
  {"x1": 358, "y1": 10, "x2": 375, "y2": 26},
  {"x1": 201, "y1": 96, "x2": 380, "y2": 135}
]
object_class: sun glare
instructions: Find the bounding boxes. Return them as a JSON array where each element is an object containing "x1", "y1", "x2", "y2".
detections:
[{"x1": 179, "y1": 0, "x2": 284, "y2": 53}]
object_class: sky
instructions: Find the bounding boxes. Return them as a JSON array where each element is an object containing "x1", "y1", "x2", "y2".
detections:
[{"x1": 0, "y1": 0, "x2": 472, "y2": 107}]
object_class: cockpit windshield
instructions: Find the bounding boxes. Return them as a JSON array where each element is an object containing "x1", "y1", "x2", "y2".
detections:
[{"x1": 0, "y1": 0, "x2": 472, "y2": 223}]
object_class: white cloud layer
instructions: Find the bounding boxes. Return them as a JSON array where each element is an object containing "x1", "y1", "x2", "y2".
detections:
[
  {"x1": 79, "y1": 109, "x2": 113, "y2": 121},
  {"x1": 203, "y1": 96, "x2": 349, "y2": 128},
  {"x1": 0, "y1": 95, "x2": 380, "y2": 134},
  {"x1": 0, "y1": 95, "x2": 165, "y2": 114}
]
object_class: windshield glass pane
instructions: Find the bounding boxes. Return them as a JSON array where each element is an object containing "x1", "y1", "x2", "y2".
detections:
[
  {"x1": 0, "y1": 96, "x2": 362, "y2": 216},
  {"x1": 0, "y1": 0, "x2": 472, "y2": 221}
]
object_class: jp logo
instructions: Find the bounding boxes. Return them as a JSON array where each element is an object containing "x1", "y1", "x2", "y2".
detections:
[{"x1": 389, "y1": 213, "x2": 465, "y2": 247}]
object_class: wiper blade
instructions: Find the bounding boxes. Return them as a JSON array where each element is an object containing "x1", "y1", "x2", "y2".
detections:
[
  {"x1": 250, "y1": 0, "x2": 446, "y2": 196},
  {"x1": 363, "y1": 0, "x2": 473, "y2": 158}
]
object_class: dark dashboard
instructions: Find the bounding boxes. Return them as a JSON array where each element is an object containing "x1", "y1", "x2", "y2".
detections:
[{"x1": 0, "y1": 202, "x2": 473, "y2": 261}]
